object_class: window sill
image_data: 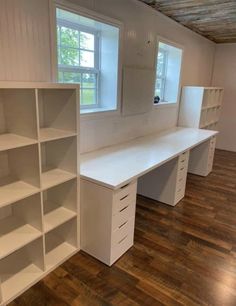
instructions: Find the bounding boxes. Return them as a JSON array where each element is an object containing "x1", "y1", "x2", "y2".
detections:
[
  {"x1": 153, "y1": 102, "x2": 178, "y2": 109},
  {"x1": 80, "y1": 107, "x2": 120, "y2": 120}
]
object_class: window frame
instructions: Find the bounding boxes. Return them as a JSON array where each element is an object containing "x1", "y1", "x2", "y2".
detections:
[
  {"x1": 153, "y1": 37, "x2": 184, "y2": 108},
  {"x1": 50, "y1": 0, "x2": 123, "y2": 118},
  {"x1": 57, "y1": 18, "x2": 100, "y2": 109}
]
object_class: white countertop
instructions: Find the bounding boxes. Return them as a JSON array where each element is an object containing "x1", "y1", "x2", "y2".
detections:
[{"x1": 81, "y1": 127, "x2": 218, "y2": 190}]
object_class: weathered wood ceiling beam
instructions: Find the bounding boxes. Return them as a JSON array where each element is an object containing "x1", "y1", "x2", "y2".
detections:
[{"x1": 138, "y1": 0, "x2": 236, "y2": 43}]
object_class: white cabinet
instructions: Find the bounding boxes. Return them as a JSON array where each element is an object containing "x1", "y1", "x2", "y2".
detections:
[
  {"x1": 0, "y1": 82, "x2": 80, "y2": 306},
  {"x1": 138, "y1": 151, "x2": 190, "y2": 206},
  {"x1": 189, "y1": 136, "x2": 216, "y2": 176},
  {"x1": 178, "y1": 86, "x2": 224, "y2": 131},
  {"x1": 81, "y1": 179, "x2": 137, "y2": 266}
]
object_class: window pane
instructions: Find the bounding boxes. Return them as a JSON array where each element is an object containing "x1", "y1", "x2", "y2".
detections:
[
  {"x1": 154, "y1": 41, "x2": 183, "y2": 103},
  {"x1": 60, "y1": 26, "x2": 79, "y2": 48},
  {"x1": 80, "y1": 50, "x2": 94, "y2": 68},
  {"x1": 63, "y1": 72, "x2": 81, "y2": 83},
  {"x1": 80, "y1": 32, "x2": 95, "y2": 51},
  {"x1": 157, "y1": 50, "x2": 166, "y2": 77},
  {"x1": 155, "y1": 78, "x2": 163, "y2": 98},
  {"x1": 58, "y1": 71, "x2": 63, "y2": 82},
  {"x1": 82, "y1": 73, "x2": 96, "y2": 88},
  {"x1": 60, "y1": 47, "x2": 79, "y2": 66},
  {"x1": 81, "y1": 89, "x2": 96, "y2": 105}
]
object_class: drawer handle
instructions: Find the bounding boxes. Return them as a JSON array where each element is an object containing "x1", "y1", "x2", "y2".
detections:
[
  {"x1": 120, "y1": 194, "x2": 129, "y2": 201},
  {"x1": 180, "y1": 167, "x2": 185, "y2": 171},
  {"x1": 181, "y1": 159, "x2": 185, "y2": 163},
  {"x1": 119, "y1": 221, "x2": 128, "y2": 229},
  {"x1": 120, "y1": 205, "x2": 129, "y2": 213},
  {"x1": 118, "y1": 235, "x2": 128, "y2": 244}
]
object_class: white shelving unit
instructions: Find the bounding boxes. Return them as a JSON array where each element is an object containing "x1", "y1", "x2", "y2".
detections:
[
  {"x1": 0, "y1": 82, "x2": 80, "y2": 306},
  {"x1": 178, "y1": 86, "x2": 224, "y2": 131}
]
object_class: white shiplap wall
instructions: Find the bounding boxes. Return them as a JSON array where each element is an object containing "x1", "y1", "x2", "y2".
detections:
[
  {"x1": 0, "y1": 0, "x2": 216, "y2": 153},
  {"x1": 0, "y1": 0, "x2": 51, "y2": 81}
]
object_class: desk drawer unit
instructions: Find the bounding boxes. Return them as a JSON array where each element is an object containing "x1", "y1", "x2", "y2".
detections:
[
  {"x1": 81, "y1": 179, "x2": 137, "y2": 266},
  {"x1": 188, "y1": 136, "x2": 216, "y2": 176},
  {"x1": 138, "y1": 151, "x2": 190, "y2": 206}
]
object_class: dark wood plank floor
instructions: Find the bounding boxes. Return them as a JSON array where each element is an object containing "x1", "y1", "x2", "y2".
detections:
[{"x1": 11, "y1": 149, "x2": 236, "y2": 306}]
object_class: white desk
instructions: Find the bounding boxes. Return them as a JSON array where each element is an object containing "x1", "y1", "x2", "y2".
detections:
[{"x1": 81, "y1": 127, "x2": 218, "y2": 266}]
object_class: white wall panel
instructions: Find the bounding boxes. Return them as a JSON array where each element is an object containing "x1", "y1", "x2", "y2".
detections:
[
  {"x1": 212, "y1": 44, "x2": 236, "y2": 152},
  {"x1": 0, "y1": 0, "x2": 51, "y2": 81}
]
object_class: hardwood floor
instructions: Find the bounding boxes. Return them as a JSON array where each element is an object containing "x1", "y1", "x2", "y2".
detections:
[{"x1": 10, "y1": 149, "x2": 236, "y2": 306}]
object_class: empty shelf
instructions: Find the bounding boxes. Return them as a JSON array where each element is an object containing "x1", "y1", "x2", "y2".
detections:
[
  {"x1": 0, "y1": 180, "x2": 39, "y2": 208},
  {"x1": 41, "y1": 169, "x2": 77, "y2": 190},
  {"x1": 44, "y1": 206, "x2": 77, "y2": 233},
  {"x1": 1, "y1": 263, "x2": 42, "y2": 303},
  {"x1": 0, "y1": 133, "x2": 37, "y2": 151},
  {"x1": 45, "y1": 242, "x2": 77, "y2": 270},
  {"x1": 0, "y1": 216, "x2": 42, "y2": 260},
  {"x1": 39, "y1": 128, "x2": 76, "y2": 142}
]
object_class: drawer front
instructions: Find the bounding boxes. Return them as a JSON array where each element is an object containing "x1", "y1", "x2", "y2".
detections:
[
  {"x1": 210, "y1": 136, "x2": 216, "y2": 146},
  {"x1": 178, "y1": 151, "x2": 189, "y2": 170},
  {"x1": 177, "y1": 153, "x2": 189, "y2": 182},
  {"x1": 110, "y1": 229, "x2": 134, "y2": 265},
  {"x1": 113, "y1": 180, "x2": 137, "y2": 216},
  {"x1": 112, "y1": 201, "x2": 136, "y2": 231},
  {"x1": 207, "y1": 137, "x2": 216, "y2": 172},
  {"x1": 179, "y1": 151, "x2": 189, "y2": 163},
  {"x1": 111, "y1": 217, "x2": 135, "y2": 247},
  {"x1": 175, "y1": 186, "x2": 185, "y2": 203}
]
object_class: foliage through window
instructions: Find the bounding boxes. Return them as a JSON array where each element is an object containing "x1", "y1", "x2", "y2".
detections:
[{"x1": 57, "y1": 18, "x2": 99, "y2": 108}]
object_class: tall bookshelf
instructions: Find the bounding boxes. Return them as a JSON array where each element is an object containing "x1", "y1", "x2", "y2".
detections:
[
  {"x1": 0, "y1": 82, "x2": 80, "y2": 305},
  {"x1": 178, "y1": 86, "x2": 224, "y2": 131}
]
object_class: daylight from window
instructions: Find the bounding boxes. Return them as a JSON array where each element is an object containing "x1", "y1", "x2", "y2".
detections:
[
  {"x1": 155, "y1": 41, "x2": 183, "y2": 104},
  {"x1": 56, "y1": 8, "x2": 120, "y2": 112}
]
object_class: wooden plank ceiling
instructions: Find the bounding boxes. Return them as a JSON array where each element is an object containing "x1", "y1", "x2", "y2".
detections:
[{"x1": 139, "y1": 0, "x2": 236, "y2": 43}]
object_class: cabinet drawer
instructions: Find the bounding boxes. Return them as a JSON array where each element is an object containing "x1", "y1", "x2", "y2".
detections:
[
  {"x1": 175, "y1": 187, "x2": 185, "y2": 203},
  {"x1": 210, "y1": 136, "x2": 216, "y2": 145},
  {"x1": 110, "y1": 230, "x2": 134, "y2": 264},
  {"x1": 179, "y1": 151, "x2": 189, "y2": 163},
  {"x1": 113, "y1": 181, "x2": 137, "y2": 215},
  {"x1": 112, "y1": 217, "x2": 135, "y2": 247},
  {"x1": 112, "y1": 201, "x2": 135, "y2": 231},
  {"x1": 178, "y1": 151, "x2": 189, "y2": 170}
]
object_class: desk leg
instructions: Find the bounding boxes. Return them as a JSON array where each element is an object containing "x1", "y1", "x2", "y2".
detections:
[
  {"x1": 188, "y1": 136, "x2": 216, "y2": 176},
  {"x1": 137, "y1": 151, "x2": 189, "y2": 206}
]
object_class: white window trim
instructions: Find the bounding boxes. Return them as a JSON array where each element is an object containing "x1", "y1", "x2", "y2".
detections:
[
  {"x1": 153, "y1": 36, "x2": 184, "y2": 109},
  {"x1": 49, "y1": 0, "x2": 123, "y2": 118}
]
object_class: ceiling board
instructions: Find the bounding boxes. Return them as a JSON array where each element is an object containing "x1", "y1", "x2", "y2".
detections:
[{"x1": 138, "y1": 0, "x2": 236, "y2": 43}]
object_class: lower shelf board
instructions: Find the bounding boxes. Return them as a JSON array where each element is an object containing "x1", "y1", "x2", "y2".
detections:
[
  {"x1": 45, "y1": 242, "x2": 77, "y2": 270},
  {"x1": 44, "y1": 206, "x2": 77, "y2": 233},
  {"x1": 0, "y1": 216, "x2": 42, "y2": 260},
  {"x1": 41, "y1": 169, "x2": 77, "y2": 190},
  {"x1": 1, "y1": 263, "x2": 42, "y2": 303},
  {"x1": 0, "y1": 179, "x2": 39, "y2": 208},
  {"x1": 0, "y1": 133, "x2": 37, "y2": 152},
  {"x1": 39, "y1": 128, "x2": 77, "y2": 143}
]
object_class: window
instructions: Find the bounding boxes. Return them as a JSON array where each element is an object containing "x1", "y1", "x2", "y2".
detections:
[
  {"x1": 56, "y1": 8, "x2": 120, "y2": 113},
  {"x1": 154, "y1": 41, "x2": 183, "y2": 104}
]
